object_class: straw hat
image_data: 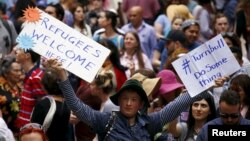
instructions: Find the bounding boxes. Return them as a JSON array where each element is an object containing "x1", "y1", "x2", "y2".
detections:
[{"x1": 130, "y1": 73, "x2": 161, "y2": 97}]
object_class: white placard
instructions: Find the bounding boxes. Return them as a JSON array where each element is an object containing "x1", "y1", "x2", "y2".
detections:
[
  {"x1": 17, "y1": 7, "x2": 110, "y2": 83},
  {"x1": 172, "y1": 34, "x2": 241, "y2": 97}
]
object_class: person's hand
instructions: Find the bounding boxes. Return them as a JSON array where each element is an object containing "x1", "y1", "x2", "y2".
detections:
[
  {"x1": 214, "y1": 76, "x2": 229, "y2": 87},
  {"x1": 128, "y1": 61, "x2": 135, "y2": 76},
  {"x1": 69, "y1": 113, "x2": 79, "y2": 124},
  {"x1": 46, "y1": 58, "x2": 68, "y2": 81}
]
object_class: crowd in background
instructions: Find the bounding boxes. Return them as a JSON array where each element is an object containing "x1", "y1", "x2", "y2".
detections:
[{"x1": 1, "y1": 0, "x2": 250, "y2": 141}]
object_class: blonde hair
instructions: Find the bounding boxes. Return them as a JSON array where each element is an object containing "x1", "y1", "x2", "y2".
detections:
[
  {"x1": 95, "y1": 70, "x2": 114, "y2": 94},
  {"x1": 166, "y1": 4, "x2": 194, "y2": 22}
]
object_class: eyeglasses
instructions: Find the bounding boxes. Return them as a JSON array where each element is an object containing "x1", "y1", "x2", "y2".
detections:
[
  {"x1": 219, "y1": 113, "x2": 240, "y2": 119},
  {"x1": 20, "y1": 123, "x2": 43, "y2": 132}
]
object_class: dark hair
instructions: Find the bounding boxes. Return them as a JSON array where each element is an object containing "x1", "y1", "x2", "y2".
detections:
[
  {"x1": 221, "y1": 32, "x2": 241, "y2": 48},
  {"x1": 98, "y1": 39, "x2": 127, "y2": 71},
  {"x1": 25, "y1": 49, "x2": 41, "y2": 64},
  {"x1": 230, "y1": 46, "x2": 242, "y2": 61},
  {"x1": 185, "y1": 93, "x2": 217, "y2": 139},
  {"x1": 41, "y1": 68, "x2": 62, "y2": 95},
  {"x1": 230, "y1": 74, "x2": 250, "y2": 106},
  {"x1": 46, "y1": 3, "x2": 65, "y2": 21},
  {"x1": 103, "y1": 10, "x2": 123, "y2": 35},
  {"x1": 120, "y1": 31, "x2": 145, "y2": 69},
  {"x1": 72, "y1": 3, "x2": 86, "y2": 30},
  {"x1": 0, "y1": 1, "x2": 6, "y2": 14},
  {"x1": 219, "y1": 90, "x2": 240, "y2": 105},
  {"x1": 0, "y1": 55, "x2": 16, "y2": 76}
]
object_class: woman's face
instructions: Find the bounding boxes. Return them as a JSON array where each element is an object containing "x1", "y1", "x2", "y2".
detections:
[
  {"x1": 98, "y1": 12, "x2": 110, "y2": 27},
  {"x1": 74, "y1": 6, "x2": 85, "y2": 22},
  {"x1": 124, "y1": 33, "x2": 138, "y2": 50},
  {"x1": 184, "y1": 25, "x2": 200, "y2": 44},
  {"x1": 192, "y1": 99, "x2": 210, "y2": 121},
  {"x1": 172, "y1": 18, "x2": 183, "y2": 30}
]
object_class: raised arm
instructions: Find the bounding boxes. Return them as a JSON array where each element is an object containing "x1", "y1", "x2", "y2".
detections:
[
  {"x1": 160, "y1": 91, "x2": 210, "y2": 125},
  {"x1": 46, "y1": 59, "x2": 105, "y2": 128}
]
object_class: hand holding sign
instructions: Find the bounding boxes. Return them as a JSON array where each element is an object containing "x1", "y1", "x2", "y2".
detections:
[
  {"x1": 172, "y1": 34, "x2": 241, "y2": 97},
  {"x1": 16, "y1": 7, "x2": 111, "y2": 83},
  {"x1": 46, "y1": 58, "x2": 68, "y2": 81}
]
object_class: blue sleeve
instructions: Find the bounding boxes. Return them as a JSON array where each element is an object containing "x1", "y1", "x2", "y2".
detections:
[
  {"x1": 160, "y1": 48, "x2": 167, "y2": 70},
  {"x1": 149, "y1": 91, "x2": 211, "y2": 128},
  {"x1": 149, "y1": 29, "x2": 158, "y2": 59},
  {"x1": 58, "y1": 79, "x2": 107, "y2": 129}
]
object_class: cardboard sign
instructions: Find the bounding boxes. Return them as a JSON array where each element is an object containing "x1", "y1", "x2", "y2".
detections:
[
  {"x1": 16, "y1": 7, "x2": 110, "y2": 83},
  {"x1": 172, "y1": 34, "x2": 241, "y2": 97}
]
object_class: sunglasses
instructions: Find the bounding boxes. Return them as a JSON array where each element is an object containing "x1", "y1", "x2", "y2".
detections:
[
  {"x1": 219, "y1": 113, "x2": 240, "y2": 119},
  {"x1": 20, "y1": 123, "x2": 43, "y2": 132}
]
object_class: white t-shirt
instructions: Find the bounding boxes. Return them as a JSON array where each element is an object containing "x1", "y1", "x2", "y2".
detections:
[{"x1": 0, "y1": 117, "x2": 15, "y2": 141}]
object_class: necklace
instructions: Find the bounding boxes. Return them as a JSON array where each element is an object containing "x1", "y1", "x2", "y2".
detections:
[{"x1": 194, "y1": 127, "x2": 200, "y2": 134}]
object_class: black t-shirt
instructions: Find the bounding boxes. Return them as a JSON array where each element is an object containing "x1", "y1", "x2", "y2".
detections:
[{"x1": 31, "y1": 98, "x2": 70, "y2": 141}]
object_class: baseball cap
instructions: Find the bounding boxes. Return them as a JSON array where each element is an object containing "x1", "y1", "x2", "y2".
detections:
[{"x1": 165, "y1": 30, "x2": 187, "y2": 45}]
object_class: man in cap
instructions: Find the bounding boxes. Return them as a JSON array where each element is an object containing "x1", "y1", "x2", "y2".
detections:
[
  {"x1": 47, "y1": 58, "x2": 211, "y2": 141},
  {"x1": 159, "y1": 29, "x2": 189, "y2": 70}
]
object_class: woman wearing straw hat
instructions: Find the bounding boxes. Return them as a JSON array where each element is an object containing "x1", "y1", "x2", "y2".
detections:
[{"x1": 46, "y1": 58, "x2": 211, "y2": 141}]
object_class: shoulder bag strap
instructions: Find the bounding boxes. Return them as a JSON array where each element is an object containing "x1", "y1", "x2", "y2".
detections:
[{"x1": 42, "y1": 96, "x2": 57, "y2": 132}]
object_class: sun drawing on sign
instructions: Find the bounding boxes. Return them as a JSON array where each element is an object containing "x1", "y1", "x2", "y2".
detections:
[
  {"x1": 16, "y1": 34, "x2": 35, "y2": 51},
  {"x1": 23, "y1": 6, "x2": 41, "y2": 23}
]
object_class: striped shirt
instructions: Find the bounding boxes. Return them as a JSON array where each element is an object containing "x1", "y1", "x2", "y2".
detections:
[{"x1": 17, "y1": 66, "x2": 46, "y2": 128}]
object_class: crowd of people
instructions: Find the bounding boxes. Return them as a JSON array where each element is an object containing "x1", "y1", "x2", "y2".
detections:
[{"x1": 1, "y1": 0, "x2": 250, "y2": 141}]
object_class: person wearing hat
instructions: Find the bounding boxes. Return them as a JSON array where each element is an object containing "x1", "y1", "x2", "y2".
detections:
[
  {"x1": 47, "y1": 58, "x2": 211, "y2": 141},
  {"x1": 181, "y1": 19, "x2": 202, "y2": 51},
  {"x1": 152, "y1": 69, "x2": 185, "y2": 140},
  {"x1": 152, "y1": 17, "x2": 186, "y2": 72},
  {"x1": 162, "y1": 29, "x2": 189, "y2": 72}
]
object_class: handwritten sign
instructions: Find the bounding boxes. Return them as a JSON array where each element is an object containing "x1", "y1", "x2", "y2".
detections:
[
  {"x1": 172, "y1": 34, "x2": 241, "y2": 97},
  {"x1": 16, "y1": 7, "x2": 110, "y2": 83}
]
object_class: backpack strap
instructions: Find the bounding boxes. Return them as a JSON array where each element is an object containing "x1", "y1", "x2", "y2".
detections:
[
  {"x1": 103, "y1": 111, "x2": 117, "y2": 141},
  {"x1": 42, "y1": 96, "x2": 57, "y2": 132},
  {"x1": 117, "y1": 35, "x2": 123, "y2": 49}
]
